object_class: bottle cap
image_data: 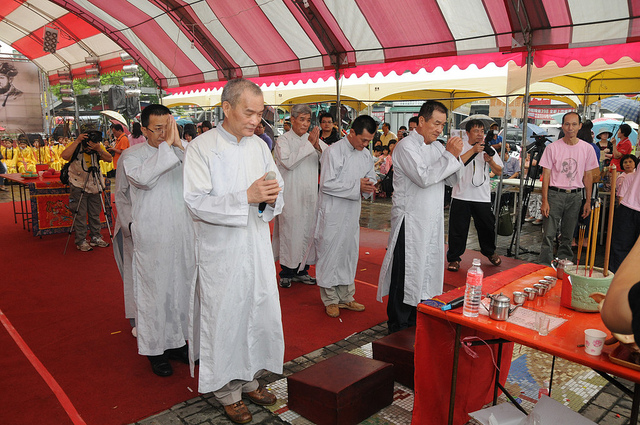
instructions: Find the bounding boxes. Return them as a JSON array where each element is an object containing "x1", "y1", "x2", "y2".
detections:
[{"x1": 472, "y1": 258, "x2": 481, "y2": 266}]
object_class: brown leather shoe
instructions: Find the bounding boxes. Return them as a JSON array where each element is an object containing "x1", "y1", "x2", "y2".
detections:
[
  {"x1": 447, "y1": 261, "x2": 460, "y2": 272},
  {"x1": 244, "y1": 385, "x2": 277, "y2": 406},
  {"x1": 488, "y1": 253, "x2": 502, "y2": 266},
  {"x1": 326, "y1": 304, "x2": 340, "y2": 317},
  {"x1": 223, "y1": 401, "x2": 252, "y2": 424},
  {"x1": 338, "y1": 301, "x2": 365, "y2": 312}
]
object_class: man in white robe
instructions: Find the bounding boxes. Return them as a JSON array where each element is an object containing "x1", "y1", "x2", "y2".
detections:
[
  {"x1": 113, "y1": 162, "x2": 136, "y2": 336},
  {"x1": 306, "y1": 115, "x2": 378, "y2": 318},
  {"x1": 272, "y1": 104, "x2": 328, "y2": 288},
  {"x1": 183, "y1": 79, "x2": 284, "y2": 425},
  {"x1": 118, "y1": 104, "x2": 195, "y2": 376},
  {"x1": 377, "y1": 101, "x2": 463, "y2": 334}
]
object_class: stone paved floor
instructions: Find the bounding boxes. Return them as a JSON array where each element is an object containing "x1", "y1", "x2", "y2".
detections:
[{"x1": 1, "y1": 183, "x2": 630, "y2": 424}]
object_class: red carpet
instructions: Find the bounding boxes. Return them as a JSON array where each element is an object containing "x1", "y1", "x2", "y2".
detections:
[
  {"x1": 0, "y1": 201, "x2": 529, "y2": 425},
  {"x1": 0, "y1": 202, "x2": 389, "y2": 425}
]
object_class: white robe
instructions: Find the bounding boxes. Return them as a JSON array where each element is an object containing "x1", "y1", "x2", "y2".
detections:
[
  {"x1": 272, "y1": 130, "x2": 328, "y2": 268},
  {"x1": 113, "y1": 164, "x2": 135, "y2": 319},
  {"x1": 377, "y1": 132, "x2": 462, "y2": 306},
  {"x1": 120, "y1": 142, "x2": 195, "y2": 356},
  {"x1": 183, "y1": 127, "x2": 285, "y2": 394},
  {"x1": 306, "y1": 137, "x2": 376, "y2": 288}
]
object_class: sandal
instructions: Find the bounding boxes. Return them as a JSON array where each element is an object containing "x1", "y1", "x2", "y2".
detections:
[
  {"x1": 488, "y1": 254, "x2": 502, "y2": 266},
  {"x1": 447, "y1": 261, "x2": 460, "y2": 272}
]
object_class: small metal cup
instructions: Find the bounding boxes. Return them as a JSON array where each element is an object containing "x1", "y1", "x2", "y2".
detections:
[
  {"x1": 524, "y1": 287, "x2": 537, "y2": 300},
  {"x1": 544, "y1": 276, "x2": 558, "y2": 288},
  {"x1": 533, "y1": 283, "x2": 547, "y2": 296},
  {"x1": 512, "y1": 291, "x2": 526, "y2": 305},
  {"x1": 539, "y1": 279, "x2": 552, "y2": 291}
]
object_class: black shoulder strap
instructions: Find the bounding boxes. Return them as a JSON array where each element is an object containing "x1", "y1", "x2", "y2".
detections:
[{"x1": 70, "y1": 143, "x2": 82, "y2": 162}]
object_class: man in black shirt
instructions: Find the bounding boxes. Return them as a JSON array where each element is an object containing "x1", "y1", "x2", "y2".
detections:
[{"x1": 318, "y1": 112, "x2": 340, "y2": 145}]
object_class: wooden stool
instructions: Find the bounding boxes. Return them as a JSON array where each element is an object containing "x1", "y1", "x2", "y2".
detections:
[
  {"x1": 287, "y1": 353, "x2": 394, "y2": 425},
  {"x1": 372, "y1": 326, "x2": 415, "y2": 389}
]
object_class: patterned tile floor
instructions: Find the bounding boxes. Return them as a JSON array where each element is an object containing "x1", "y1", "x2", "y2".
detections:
[
  {"x1": 140, "y1": 324, "x2": 630, "y2": 425},
  {"x1": 263, "y1": 341, "x2": 612, "y2": 425}
]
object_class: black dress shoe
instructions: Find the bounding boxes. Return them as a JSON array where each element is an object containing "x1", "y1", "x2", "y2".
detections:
[
  {"x1": 166, "y1": 344, "x2": 189, "y2": 364},
  {"x1": 148, "y1": 354, "x2": 173, "y2": 377}
]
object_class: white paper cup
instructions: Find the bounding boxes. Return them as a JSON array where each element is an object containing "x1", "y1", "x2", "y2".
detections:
[
  {"x1": 536, "y1": 312, "x2": 550, "y2": 336},
  {"x1": 584, "y1": 329, "x2": 607, "y2": 355}
]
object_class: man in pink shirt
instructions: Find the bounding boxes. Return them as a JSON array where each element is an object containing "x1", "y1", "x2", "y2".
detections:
[
  {"x1": 538, "y1": 112, "x2": 600, "y2": 264},
  {"x1": 611, "y1": 123, "x2": 633, "y2": 171},
  {"x1": 610, "y1": 170, "x2": 640, "y2": 272}
]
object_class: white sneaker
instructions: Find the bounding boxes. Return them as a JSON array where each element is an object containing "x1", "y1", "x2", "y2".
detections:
[
  {"x1": 77, "y1": 240, "x2": 93, "y2": 252},
  {"x1": 90, "y1": 236, "x2": 109, "y2": 248}
]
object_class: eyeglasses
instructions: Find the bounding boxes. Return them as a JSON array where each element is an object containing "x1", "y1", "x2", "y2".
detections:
[{"x1": 146, "y1": 126, "x2": 167, "y2": 134}]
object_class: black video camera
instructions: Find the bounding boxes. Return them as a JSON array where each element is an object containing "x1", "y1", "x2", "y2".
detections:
[
  {"x1": 526, "y1": 134, "x2": 551, "y2": 153},
  {"x1": 483, "y1": 143, "x2": 496, "y2": 157},
  {"x1": 83, "y1": 130, "x2": 103, "y2": 149},
  {"x1": 474, "y1": 141, "x2": 496, "y2": 157}
]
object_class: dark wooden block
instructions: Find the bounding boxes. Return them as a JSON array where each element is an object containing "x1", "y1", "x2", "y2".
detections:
[
  {"x1": 372, "y1": 326, "x2": 415, "y2": 389},
  {"x1": 287, "y1": 353, "x2": 394, "y2": 425}
]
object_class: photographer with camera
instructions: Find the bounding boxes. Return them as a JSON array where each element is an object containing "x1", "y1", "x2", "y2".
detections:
[
  {"x1": 61, "y1": 132, "x2": 112, "y2": 251},
  {"x1": 447, "y1": 119, "x2": 503, "y2": 272}
]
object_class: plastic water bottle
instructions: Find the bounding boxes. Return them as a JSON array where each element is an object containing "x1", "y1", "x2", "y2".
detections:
[
  {"x1": 463, "y1": 258, "x2": 483, "y2": 317},
  {"x1": 538, "y1": 380, "x2": 550, "y2": 398}
]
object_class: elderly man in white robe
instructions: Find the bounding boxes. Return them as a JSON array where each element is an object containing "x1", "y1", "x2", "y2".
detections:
[
  {"x1": 273, "y1": 104, "x2": 328, "y2": 288},
  {"x1": 183, "y1": 78, "x2": 285, "y2": 425},
  {"x1": 377, "y1": 101, "x2": 463, "y2": 334},
  {"x1": 117, "y1": 104, "x2": 195, "y2": 377},
  {"x1": 305, "y1": 115, "x2": 378, "y2": 318}
]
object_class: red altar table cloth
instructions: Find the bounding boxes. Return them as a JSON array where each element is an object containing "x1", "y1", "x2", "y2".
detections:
[{"x1": 2, "y1": 173, "x2": 111, "y2": 236}]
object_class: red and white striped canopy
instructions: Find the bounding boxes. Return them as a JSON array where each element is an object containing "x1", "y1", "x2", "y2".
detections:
[{"x1": 1, "y1": 0, "x2": 640, "y2": 89}]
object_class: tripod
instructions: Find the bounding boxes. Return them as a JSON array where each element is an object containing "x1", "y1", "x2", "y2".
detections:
[
  {"x1": 63, "y1": 149, "x2": 113, "y2": 254},
  {"x1": 506, "y1": 138, "x2": 547, "y2": 257}
]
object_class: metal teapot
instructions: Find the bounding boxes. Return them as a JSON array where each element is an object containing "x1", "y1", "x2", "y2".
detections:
[
  {"x1": 551, "y1": 258, "x2": 573, "y2": 279},
  {"x1": 483, "y1": 293, "x2": 520, "y2": 321}
]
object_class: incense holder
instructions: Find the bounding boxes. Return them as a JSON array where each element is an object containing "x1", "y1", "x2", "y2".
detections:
[{"x1": 561, "y1": 266, "x2": 614, "y2": 312}]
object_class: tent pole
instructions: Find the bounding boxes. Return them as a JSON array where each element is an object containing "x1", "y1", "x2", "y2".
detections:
[
  {"x1": 335, "y1": 60, "x2": 341, "y2": 134},
  {"x1": 493, "y1": 95, "x2": 509, "y2": 243},
  {"x1": 515, "y1": 48, "x2": 534, "y2": 259}
]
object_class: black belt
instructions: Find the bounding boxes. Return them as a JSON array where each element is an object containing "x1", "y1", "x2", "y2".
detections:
[{"x1": 549, "y1": 186, "x2": 581, "y2": 194}]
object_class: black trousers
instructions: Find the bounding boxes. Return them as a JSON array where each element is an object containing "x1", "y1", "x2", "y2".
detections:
[
  {"x1": 447, "y1": 198, "x2": 496, "y2": 263},
  {"x1": 610, "y1": 204, "x2": 640, "y2": 273},
  {"x1": 387, "y1": 220, "x2": 416, "y2": 334},
  {"x1": 279, "y1": 264, "x2": 310, "y2": 278}
]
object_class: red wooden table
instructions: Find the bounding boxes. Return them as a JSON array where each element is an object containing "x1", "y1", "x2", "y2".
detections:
[{"x1": 414, "y1": 266, "x2": 640, "y2": 424}]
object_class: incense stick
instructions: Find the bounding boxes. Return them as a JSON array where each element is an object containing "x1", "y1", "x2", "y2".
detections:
[
  {"x1": 585, "y1": 203, "x2": 595, "y2": 275},
  {"x1": 589, "y1": 201, "x2": 601, "y2": 277},
  {"x1": 576, "y1": 224, "x2": 586, "y2": 271}
]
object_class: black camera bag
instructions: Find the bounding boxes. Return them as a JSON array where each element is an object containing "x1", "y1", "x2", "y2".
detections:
[{"x1": 60, "y1": 144, "x2": 81, "y2": 185}]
